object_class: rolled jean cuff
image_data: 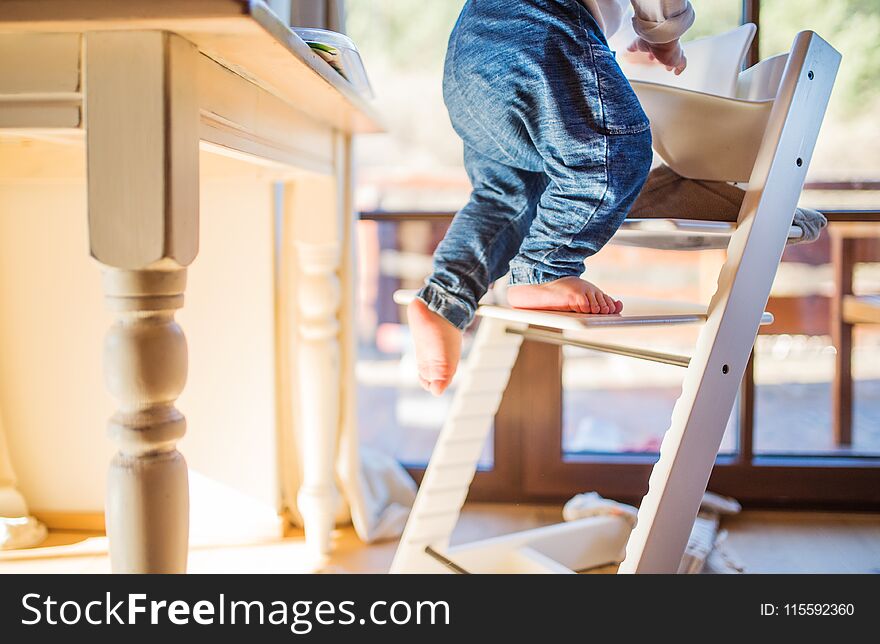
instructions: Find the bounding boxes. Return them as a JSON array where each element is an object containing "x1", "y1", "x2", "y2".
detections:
[
  {"x1": 417, "y1": 282, "x2": 474, "y2": 330},
  {"x1": 508, "y1": 260, "x2": 579, "y2": 287}
]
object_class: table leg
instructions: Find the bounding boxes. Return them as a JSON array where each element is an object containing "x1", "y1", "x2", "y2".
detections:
[
  {"x1": 103, "y1": 267, "x2": 189, "y2": 572},
  {"x1": 283, "y1": 163, "x2": 346, "y2": 556},
  {"x1": 85, "y1": 30, "x2": 199, "y2": 572},
  {"x1": 294, "y1": 242, "x2": 341, "y2": 556}
]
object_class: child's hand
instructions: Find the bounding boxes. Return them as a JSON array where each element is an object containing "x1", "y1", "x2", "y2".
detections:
[{"x1": 626, "y1": 38, "x2": 687, "y2": 75}]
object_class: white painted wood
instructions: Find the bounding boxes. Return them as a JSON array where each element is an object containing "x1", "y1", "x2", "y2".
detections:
[
  {"x1": 0, "y1": 25, "x2": 377, "y2": 165},
  {"x1": 2, "y1": 10, "x2": 374, "y2": 561},
  {"x1": 85, "y1": 31, "x2": 199, "y2": 269},
  {"x1": 282, "y1": 159, "x2": 346, "y2": 556},
  {"x1": 195, "y1": 51, "x2": 335, "y2": 174},
  {"x1": 0, "y1": 0, "x2": 382, "y2": 134},
  {"x1": 0, "y1": 104, "x2": 80, "y2": 129},
  {"x1": 394, "y1": 289, "x2": 772, "y2": 329},
  {"x1": 332, "y1": 133, "x2": 379, "y2": 543},
  {"x1": 0, "y1": 33, "x2": 81, "y2": 94},
  {"x1": 448, "y1": 517, "x2": 632, "y2": 574},
  {"x1": 620, "y1": 32, "x2": 840, "y2": 573},
  {"x1": 612, "y1": 219, "x2": 803, "y2": 251},
  {"x1": 0, "y1": 34, "x2": 81, "y2": 128},
  {"x1": 391, "y1": 317, "x2": 524, "y2": 573},
  {"x1": 102, "y1": 267, "x2": 190, "y2": 573},
  {"x1": 84, "y1": 31, "x2": 201, "y2": 573},
  {"x1": 478, "y1": 301, "x2": 708, "y2": 329},
  {"x1": 0, "y1": 145, "x2": 286, "y2": 543}
]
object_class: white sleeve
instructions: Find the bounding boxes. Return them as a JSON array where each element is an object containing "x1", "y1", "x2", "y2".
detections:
[{"x1": 630, "y1": 0, "x2": 695, "y2": 43}]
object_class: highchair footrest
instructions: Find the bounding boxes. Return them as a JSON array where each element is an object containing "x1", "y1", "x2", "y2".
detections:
[{"x1": 395, "y1": 290, "x2": 773, "y2": 329}]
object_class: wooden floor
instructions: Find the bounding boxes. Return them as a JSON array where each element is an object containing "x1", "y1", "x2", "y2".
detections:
[{"x1": 2, "y1": 504, "x2": 879, "y2": 574}]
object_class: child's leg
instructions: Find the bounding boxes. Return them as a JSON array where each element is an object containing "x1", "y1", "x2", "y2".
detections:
[
  {"x1": 419, "y1": 146, "x2": 548, "y2": 328},
  {"x1": 443, "y1": 0, "x2": 653, "y2": 313},
  {"x1": 506, "y1": 124, "x2": 652, "y2": 313},
  {"x1": 505, "y1": 39, "x2": 654, "y2": 311},
  {"x1": 410, "y1": 146, "x2": 546, "y2": 395}
]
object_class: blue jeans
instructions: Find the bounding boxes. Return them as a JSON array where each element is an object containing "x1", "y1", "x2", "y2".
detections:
[{"x1": 418, "y1": 0, "x2": 653, "y2": 329}]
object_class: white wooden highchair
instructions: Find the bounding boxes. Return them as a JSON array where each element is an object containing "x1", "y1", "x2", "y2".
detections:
[{"x1": 391, "y1": 28, "x2": 841, "y2": 574}]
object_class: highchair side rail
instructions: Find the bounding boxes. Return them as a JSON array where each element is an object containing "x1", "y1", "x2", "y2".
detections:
[
  {"x1": 619, "y1": 31, "x2": 840, "y2": 573},
  {"x1": 506, "y1": 327, "x2": 691, "y2": 368}
]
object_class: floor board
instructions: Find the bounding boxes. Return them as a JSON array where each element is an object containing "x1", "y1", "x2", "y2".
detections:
[{"x1": 2, "y1": 504, "x2": 878, "y2": 574}]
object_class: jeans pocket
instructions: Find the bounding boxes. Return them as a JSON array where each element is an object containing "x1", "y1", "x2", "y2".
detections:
[{"x1": 589, "y1": 42, "x2": 651, "y2": 135}]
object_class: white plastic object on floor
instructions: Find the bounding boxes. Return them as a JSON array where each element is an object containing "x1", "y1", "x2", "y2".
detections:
[
  {"x1": 0, "y1": 516, "x2": 47, "y2": 550},
  {"x1": 391, "y1": 31, "x2": 840, "y2": 574}
]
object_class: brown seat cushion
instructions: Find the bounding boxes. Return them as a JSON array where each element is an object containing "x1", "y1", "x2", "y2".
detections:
[{"x1": 627, "y1": 165, "x2": 743, "y2": 222}]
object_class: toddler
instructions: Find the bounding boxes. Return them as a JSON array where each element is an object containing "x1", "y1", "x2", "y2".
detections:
[{"x1": 411, "y1": 0, "x2": 695, "y2": 394}]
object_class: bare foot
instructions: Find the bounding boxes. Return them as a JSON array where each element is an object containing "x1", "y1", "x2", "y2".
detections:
[
  {"x1": 407, "y1": 298, "x2": 462, "y2": 396},
  {"x1": 507, "y1": 276, "x2": 623, "y2": 314}
]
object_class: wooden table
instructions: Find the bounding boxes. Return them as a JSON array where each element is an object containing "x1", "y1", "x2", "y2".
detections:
[{"x1": 0, "y1": 0, "x2": 380, "y2": 572}]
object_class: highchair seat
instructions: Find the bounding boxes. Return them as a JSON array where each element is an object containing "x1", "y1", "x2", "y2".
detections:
[{"x1": 611, "y1": 164, "x2": 821, "y2": 250}]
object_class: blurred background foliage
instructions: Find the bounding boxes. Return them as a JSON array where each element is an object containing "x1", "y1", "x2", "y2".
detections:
[{"x1": 762, "y1": 0, "x2": 880, "y2": 114}]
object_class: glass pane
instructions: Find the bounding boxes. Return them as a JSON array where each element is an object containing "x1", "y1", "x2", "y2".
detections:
[
  {"x1": 754, "y1": 2, "x2": 880, "y2": 455},
  {"x1": 759, "y1": 0, "x2": 880, "y2": 208},
  {"x1": 562, "y1": 245, "x2": 738, "y2": 457},
  {"x1": 347, "y1": 0, "x2": 470, "y2": 211},
  {"x1": 683, "y1": 0, "x2": 743, "y2": 41},
  {"x1": 755, "y1": 228, "x2": 880, "y2": 455}
]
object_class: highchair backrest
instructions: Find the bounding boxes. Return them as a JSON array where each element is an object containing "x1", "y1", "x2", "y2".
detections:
[
  {"x1": 619, "y1": 23, "x2": 756, "y2": 97},
  {"x1": 615, "y1": 24, "x2": 802, "y2": 183}
]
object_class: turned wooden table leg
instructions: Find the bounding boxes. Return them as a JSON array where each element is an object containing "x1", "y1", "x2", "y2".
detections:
[
  {"x1": 103, "y1": 267, "x2": 189, "y2": 572},
  {"x1": 294, "y1": 243, "x2": 342, "y2": 556},
  {"x1": 283, "y1": 155, "x2": 347, "y2": 556},
  {"x1": 85, "y1": 30, "x2": 199, "y2": 572}
]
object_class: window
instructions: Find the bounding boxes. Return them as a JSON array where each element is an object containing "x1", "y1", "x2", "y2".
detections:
[
  {"x1": 753, "y1": 0, "x2": 880, "y2": 456},
  {"x1": 348, "y1": 0, "x2": 880, "y2": 505},
  {"x1": 561, "y1": 247, "x2": 739, "y2": 458}
]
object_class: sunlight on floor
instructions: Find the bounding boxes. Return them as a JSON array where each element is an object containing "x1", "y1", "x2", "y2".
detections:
[{"x1": 2, "y1": 505, "x2": 879, "y2": 574}]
